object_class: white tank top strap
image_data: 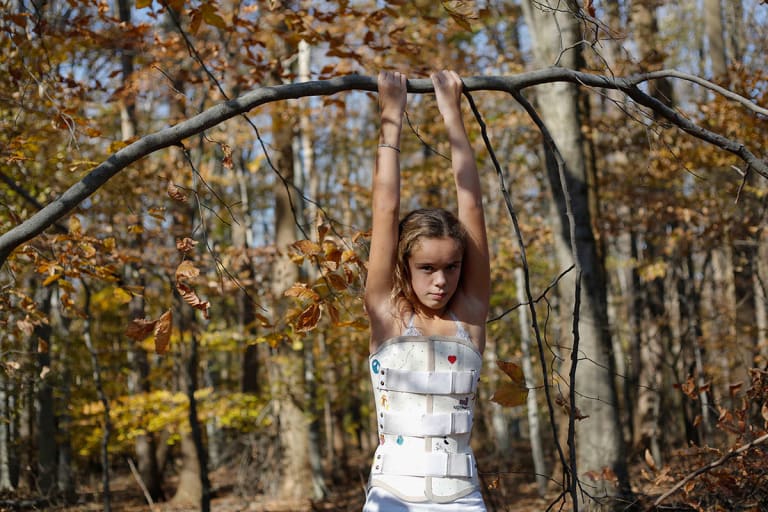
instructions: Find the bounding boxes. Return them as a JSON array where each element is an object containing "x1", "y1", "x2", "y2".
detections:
[
  {"x1": 449, "y1": 312, "x2": 471, "y2": 342},
  {"x1": 402, "y1": 314, "x2": 422, "y2": 337},
  {"x1": 402, "y1": 312, "x2": 471, "y2": 341}
]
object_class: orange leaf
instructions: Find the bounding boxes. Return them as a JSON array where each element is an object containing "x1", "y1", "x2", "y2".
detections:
[
  {"x1": 154, "y1": 310, "x2": 173, "y2": 355},
  {"x1": 125, "y1": 318, "x2": 157, "y2": 340},
  {"x1": 762, "y1": 402, "x2": 768, "y2": 423}
]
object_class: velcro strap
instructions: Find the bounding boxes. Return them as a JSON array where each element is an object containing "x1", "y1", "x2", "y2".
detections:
[
  {"x1": 377, "y1": 452, "x2": 475, "y2": 478},
  {"x1": 376, "y1": 368, "x2": 477, "y2": 394},
  {"x1": 382, "y1": 411, "x2": 472, "y2": 436}
]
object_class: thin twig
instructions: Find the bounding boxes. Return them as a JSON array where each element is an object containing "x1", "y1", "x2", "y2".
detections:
[
  {"x1": 650, "y1": 433, "x2": 768, "y2": 510},
  {"x1": 126, "y1": 457, "x2": 156, "y2": 512}
]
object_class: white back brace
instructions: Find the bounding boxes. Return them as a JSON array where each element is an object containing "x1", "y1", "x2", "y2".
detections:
[{"x1": 368, "y1": 335, "x2": 483, "y2": 503}]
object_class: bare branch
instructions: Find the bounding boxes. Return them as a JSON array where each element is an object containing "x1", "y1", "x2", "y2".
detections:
[{"x1": 1, "y1": 69, "x2": 765, "y2": 267}]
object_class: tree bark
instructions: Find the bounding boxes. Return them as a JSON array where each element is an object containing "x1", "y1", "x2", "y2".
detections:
[
  {"x1": 521, "y1": 1, "x2": 631, "y2": 507},
  {"x1": 704, "y1": 0, "x2": 728, "y2": 81}
]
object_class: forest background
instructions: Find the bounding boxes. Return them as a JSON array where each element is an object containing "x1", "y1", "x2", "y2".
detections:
[{"x1": 1, "y1": 0, "x2": 767, "y2": 511}]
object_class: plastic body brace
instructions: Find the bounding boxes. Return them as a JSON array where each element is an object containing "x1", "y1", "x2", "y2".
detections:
[{"x1": 368, "y1": 335, "x2": 482, "y2": 503}]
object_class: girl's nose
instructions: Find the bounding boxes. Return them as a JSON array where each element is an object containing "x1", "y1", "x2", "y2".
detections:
[{"x1": 433, "y1": 271, "x2": 446, "y2": 285}]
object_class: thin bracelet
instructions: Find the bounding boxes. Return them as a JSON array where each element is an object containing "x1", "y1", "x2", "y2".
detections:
[{"x1": 378, "y1": 143, "x2": 400, "y2": 153}]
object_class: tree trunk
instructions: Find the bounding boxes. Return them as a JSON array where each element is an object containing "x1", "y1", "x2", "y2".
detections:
[
  {"x1": 270, "y1": 73, "x2": 314, "y2": 501},
  {"x1": 0, "y1": 355, "x2": 13, "y2": 491},
  {"x1": 516, "y1": 268, "x2": 547, "y2": 496},
  {"x1": 704, "y1": 0, "x2": 728, "y2": 81},
  {"x1": 35, "y1": 288, "x2": 57, "y2": 498},
  {"x1": 521, "y1": 1, "x2": 631, "y2": 507}
]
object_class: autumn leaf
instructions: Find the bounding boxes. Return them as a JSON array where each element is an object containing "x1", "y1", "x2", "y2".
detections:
[
  {"x1": 125, "y1": 317, "x2": 157, "y2": 340},
  {"x1": 325, "y1": 272, "x2": 348, "y2": 291},
  {"x1": 176, "y1": 282, "x2": 211, "y2": 320},
  {"x1": 221, "y1": 143, "x2": 233, "y2": 169},
  {"x1": 154, "y1": 310, "x2": 172, "y2": 355},
  {"x1": 296, "y1": 303, "x2": 321, "y2": 332},
  {"x1": 167, "y1": 181, "x2": 188, "y2": 202},
  {"x1": 284, "y1": 283, "x2": 320, "y2": 301},
  {"x1": 490, "y1": 360, "x2": 528, "y2": 407},
  {"x1": 175, "y1": 260, "x2": 200, "y2": 282},
  {"x1": 176, "y1": 237, "x2": 199, "y2": 254},
  {"x1": 292, "y1": 239, "x2": 322, "y2": 256}
]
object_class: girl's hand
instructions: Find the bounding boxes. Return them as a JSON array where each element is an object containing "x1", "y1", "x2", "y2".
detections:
[
  {"x1": 431, "y1": 70, "x2": 464, "y2": 122},
  {"x1": 378, "y1": 71, "x2": 407, "y2": 121}
]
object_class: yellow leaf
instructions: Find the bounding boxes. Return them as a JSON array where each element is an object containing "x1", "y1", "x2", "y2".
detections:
[
  {"x1": 69, "y1": 215, "x2": 82, "y2": 234},
  {"x1": 136, "y1": 0, "x2": 152, "y2": 8},
  {"x1": 43, "y1": 273, "x2": 62, "y2": 286},
  {"x1": 113, "y1": 287, "x2": 133, "y2": 305},
  {"x1": 154, "y1": 310, "x2": 173, "y2": 355}
]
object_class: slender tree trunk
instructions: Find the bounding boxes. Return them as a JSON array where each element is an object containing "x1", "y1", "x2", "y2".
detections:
[
  {"x1": 516, "y1": 268, "x2": 547, "y2": 496},
  {"x1": 35, "y1": 288, "x2": 56, "y2": 498},
  {"x1": 756, "y1": 232, "x2": 768, "y2": 364},
  {"x1": 521, "y1": 1, "x2": 631, "y2": 507},
  {"x1": 0, "y1": 354, "x2": 13, "y2": 491},
  {"x1": 82, "y1": 284, "x2": 112, "y2": 512}
]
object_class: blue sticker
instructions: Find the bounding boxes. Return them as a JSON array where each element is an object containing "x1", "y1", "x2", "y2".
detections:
[
  {"x1": 396, "y1": 435, "x2": 404, "y2": 445},
  {"x1": 371, "y1": 359, "x2": 381, "y2": 374}
]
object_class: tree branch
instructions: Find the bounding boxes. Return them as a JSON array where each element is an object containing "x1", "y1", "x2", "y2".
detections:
[
  {"x1": 1, "y1": 68, "x2": 765, "y2": 268},
  {"x1": 650, "y1": 432, "x2": 768, "y2": 510}
]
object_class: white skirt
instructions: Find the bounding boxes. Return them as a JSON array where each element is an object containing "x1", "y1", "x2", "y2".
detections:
[{"x1": 362, "y1": 486, "x2": 487, "y2": 512}]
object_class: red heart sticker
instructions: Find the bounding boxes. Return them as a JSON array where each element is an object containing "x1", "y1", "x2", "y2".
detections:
[{"x1": 448, "y1": 355, "x2": 457, "y2": 364}]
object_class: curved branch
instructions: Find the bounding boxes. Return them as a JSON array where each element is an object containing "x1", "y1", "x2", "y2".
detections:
[{"x1": 1, "y1": 68, "x2": 765, "y2": 267}]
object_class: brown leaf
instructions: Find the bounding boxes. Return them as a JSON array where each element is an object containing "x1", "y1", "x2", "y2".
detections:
[
  {"x1": 175, "y1": 260, "x2": 200, "y2": 282},
  {"x1": 221, "y1": 143, "x2": 233, "y2": 169},
  {"x1": 176, "y1": 237, "x2": 199, "y2": 254},
  {"x1": 37, "y1": 338, "x2": 49, "y2": 353},
  {"x1": 154, "y1": 310, "x2": 172, "y2": 355},
  {"x1": 284, "y1": 283, "x2": 320, "y2": 301},
  {"x1": 325, "y1": 272, "x2": 348, "y2": 291},
  {"x1": 292, "y1": 239, "x2": 322, "y2": 256},
  {"x1": 490, "y1": 381, "x2": 528, "y2": 407},
  {"x1": 125, "y1": 318, "x2": 157, "y2": 340},
  {"x1": 176, "y1": 282, "x2": 211, "y2": 320},
  {"x1": 167, "y1": 182, "x2": 188, "y2": 202},
  {"x1": 296, "y1": 303, "x2": 321, "y2": 332},
  {"x1": 761, "y1": 402, "x2": 768, "y2": 423}
]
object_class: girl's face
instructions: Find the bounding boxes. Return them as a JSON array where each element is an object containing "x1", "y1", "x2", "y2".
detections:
[{"x1": 407, "y1": 236, "x2": 463, "y2": 314}]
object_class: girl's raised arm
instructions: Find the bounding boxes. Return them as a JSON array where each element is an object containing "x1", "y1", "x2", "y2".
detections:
[
  {"x1": 431, "y1": 71, "x2": 490, "y2": 325},
  {"x1": 364, "y1": 71, "x2": 408, "y2": 343}
]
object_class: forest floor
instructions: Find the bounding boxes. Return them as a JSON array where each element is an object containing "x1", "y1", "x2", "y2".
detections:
[{"x1": 6, "y1": 442, "x2": 767, "y2": 511}]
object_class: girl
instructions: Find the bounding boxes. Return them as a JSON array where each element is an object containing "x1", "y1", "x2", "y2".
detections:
[{"x1": 363, "y1": 70, "x2": 490, "y2": 511}]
